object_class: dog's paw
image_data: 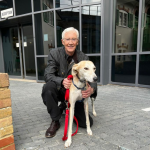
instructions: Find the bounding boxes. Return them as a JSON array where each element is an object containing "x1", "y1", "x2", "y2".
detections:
[
  {"x1": 65, "y1": 139, "x2": 72, "y2": 148},
  {"x1": 87, "y1": 129, "x2": 92, "y2": 136},
  {"x1": 93, "y1": 111, "x2": 97, "y2": 116}
]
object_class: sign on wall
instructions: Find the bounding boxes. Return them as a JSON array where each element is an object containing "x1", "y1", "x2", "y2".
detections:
[{"x1": 1, "y1": 8, "x2": 13, "y2": 19}]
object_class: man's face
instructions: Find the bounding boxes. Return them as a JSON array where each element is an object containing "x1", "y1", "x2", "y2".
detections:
[{"x1": 61, "y1": 31, "x2": 79, "y2": 56}]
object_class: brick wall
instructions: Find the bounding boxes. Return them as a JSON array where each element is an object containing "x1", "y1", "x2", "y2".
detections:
[{"x1": 0, "y1": 73, "x2": 15, "y2": 150}]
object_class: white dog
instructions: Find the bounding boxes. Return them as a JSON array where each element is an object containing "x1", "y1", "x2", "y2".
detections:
[{"x1": 65, "y1": 60, "x2": 97, "y2": 148}]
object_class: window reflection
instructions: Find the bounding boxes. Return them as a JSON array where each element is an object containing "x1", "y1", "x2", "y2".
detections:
[
  {"x1": 89, "y1": 56, "x2": 100, "y2": 82},
  {"x1": 115, "y1": 0, "x2": 139, "y2": 53},
  {"x1": 2, "y1": 27, "x2": 21, "y2": 76},
  {"x1": 55, "y1": 0, "x2": 79, "y2": 8},
  {"x1": 142, "y1": 0, "x2": 150, "y2": 51},
  {"x1": 15, "y1": 0, "x2": 31, "y2": 15},
  {"x1": 82, "y1": 5, "x2": 101, "y2": 53},
  {"x1": 82, "y1": 0, "x2": 101, "y2": 4},
  {"x1": 35, "y1": 12, "x2": 55, "y2": 55},
  {"x1": 139, "y1": 55, "x2": 150, "y2": 85},
  {"x1": 56, "y1": 7, "x2": 79, "y2": 47},
  {"x1": 37, "y1": 57, "x2": 48, "y2": 80},
  {"x1": 111, "y1": 55, "x2": 136, "y2": 83},
  {"x1": 34, "y1": 0, "x2": 53, "y2": 12},
  {"x1": 0, "y1": 0, "x2": 13, "y2": 11}
]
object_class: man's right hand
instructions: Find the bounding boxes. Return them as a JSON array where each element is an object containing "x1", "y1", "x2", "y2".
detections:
[{"x1": 62, "y1": 78, "x2": 72, "y2": 89}]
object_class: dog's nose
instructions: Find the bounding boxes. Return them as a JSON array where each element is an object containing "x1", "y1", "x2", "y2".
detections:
[{"x1": 93, "y1": 77, "x2": 97, "y2": 82}]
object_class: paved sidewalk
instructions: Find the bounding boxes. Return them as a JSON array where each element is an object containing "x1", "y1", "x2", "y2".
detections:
[{"x1": 9, "y1": 79, "x2": 150, "y2": 150}]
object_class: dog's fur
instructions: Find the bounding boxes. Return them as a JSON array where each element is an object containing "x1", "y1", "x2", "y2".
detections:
[{"x1": 65, "y1": 60, "x2": 97, "y2": 147}]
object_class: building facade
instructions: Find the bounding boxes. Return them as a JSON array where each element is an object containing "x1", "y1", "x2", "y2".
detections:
[{"x1": 0, "y1": 0, "x2": 150, "y2": 88}]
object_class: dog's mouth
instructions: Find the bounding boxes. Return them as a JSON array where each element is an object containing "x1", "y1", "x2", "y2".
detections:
[
  {"x1": 87, "y1": 81, "x2": 97, "y2": 86},
  {"x1": 79, "y1": 78, "x2": 86, "y2": 83},
  {"x1": 86, "y1": 76, "x2": 98, "y2": 84}
]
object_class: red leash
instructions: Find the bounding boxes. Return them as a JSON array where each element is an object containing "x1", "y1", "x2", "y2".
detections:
[{"x1": 62, "y1": 75, "x2": 79, "y2": 141}]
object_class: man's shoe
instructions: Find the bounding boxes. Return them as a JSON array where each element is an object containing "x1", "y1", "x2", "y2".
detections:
[
  {"x1": 45, "y1": 120, "x2": 60, "y2": 138},
  {"x1": 59, "y1": 102, "x2": 66, "y2": 114}
]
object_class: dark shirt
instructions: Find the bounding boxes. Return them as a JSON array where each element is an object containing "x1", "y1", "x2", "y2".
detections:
[{"x1": 66, "y1": 50, "x2": 78, "y2": 68}]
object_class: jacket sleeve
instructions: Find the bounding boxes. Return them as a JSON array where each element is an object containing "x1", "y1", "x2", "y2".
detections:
[{"x1": 44, "y1": 50, "x2": 64, "y2": 86}]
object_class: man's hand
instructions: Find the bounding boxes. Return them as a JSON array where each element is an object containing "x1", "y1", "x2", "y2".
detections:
[
  {"x1": 62, "y1": 78, "x2": 72, "y2": 89},
  {"x1": 81, "y1": 83, "x2": 94, "y2": 98}
]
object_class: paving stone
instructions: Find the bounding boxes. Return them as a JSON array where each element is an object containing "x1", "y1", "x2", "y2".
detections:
[
  {"x1": 19, "y1": 133, "x2": 39, "y2": 140},
  {"x1": 14, "y1": 135, "x2": 20, "y2": 141},
  {"x1": 138, "y1": 145, "x2": 150, "y2": 150},
  {"x1": 102, "y1": 142, "x2": 118, "y2": 150},
  {"x1": 18, "y1": 140, "x2": 45, "y2": 149},
  {"x1": 71, "y1": 145, "x2": 88, "y2": 150},
  {"x1": 9, "y1": 80, "x2": 150, "y2": 150},
  {"x1": 38, "y1": 140, "x2": 59, "y2": 149},
  {"x1": 15, "y1": 137, "x2": 33, "y2": 145},
  {"x1": 14, "y1": 130, "x2": 29, "y2": 136},
  {"x1": 15, "y1": 144, "x2": 24, "y2": 150},
  {"x1": 25, "y1": 146, "x2": 40, "y2": 150},
  {"x1": 122, "y1": 142, "x2": 140, "y2": 150}
]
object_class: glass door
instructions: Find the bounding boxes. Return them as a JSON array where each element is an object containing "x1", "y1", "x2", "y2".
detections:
[
  {"x1": 20, "y1": 25, "x2": 36, "y2": 79},
  {"x1": 2, "y1": 27, "x2": 22, "y2": 76},
  {"x1": 2, "y1": 25, "x2": 36, "y2": 79}
]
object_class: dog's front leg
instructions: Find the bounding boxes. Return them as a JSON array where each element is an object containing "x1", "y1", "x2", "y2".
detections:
[
  {"x1": 91, "y1": 97, "x2": 97, "y2": 116},
  {"x1": 65, "y1": 101, "x2": 75, "y2": 148},
  {"x1": 84, "y1": 99, "x2": 92, "y2": 135}
]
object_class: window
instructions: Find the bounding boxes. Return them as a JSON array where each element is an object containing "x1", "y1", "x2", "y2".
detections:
[
  {"x1": 34, "y1": 12, "x2": 55, "y2": 55},
  {"x1": 117, "y1": 55, "x2": 121, "y2": 61},
  {"x1": 15, "y1": 0, "x2": 31, "y2": 15},
  {"x1": 113, "y1": 0, "x2": 140, "y2": 84},
  {"x1": 0, "y1": 0, "x2": 13, "y2": 11},
  {"x1": 115, "y1": 3, "x2": 139, "y2": 53},
  {"x1": 142, "y1": 8, "x2": 150, "y2": 51},
  {"x1": 56, "y1": 8, "x2": 79, "y2": 47},
  {"x1": 138, "y1": 54, "x2": 150, "y2": 85},
  {"x1": 34, "y1": 0, "x2": 53, "y2": 11},
  {"x1": 82, "y1": 5, "x2": 101, "y2": 53},
  {"x1": 43, "y1": 0, "x2": 53, "y2": 10},
  {"x1": 43, "y1": 9, "x2": 54, "y2": 26},
  {"x1": 112, "y1": 55, "x2": 136, "y2": 83},
  {"x1": 119, "y1": 10, "x2": 128, "y2": 27},
  {"x1": 55, "y1": 0, "x2": 79, "y2": 8}
]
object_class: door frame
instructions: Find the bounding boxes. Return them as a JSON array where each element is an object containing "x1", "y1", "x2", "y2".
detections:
[{"x1": 17, "y1": 26, "x2": 24, "y2": 79}]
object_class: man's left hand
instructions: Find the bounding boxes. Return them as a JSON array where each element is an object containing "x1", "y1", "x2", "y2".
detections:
[{"x1": 81, "y1": 83, "x2": 94, "y2": 98}]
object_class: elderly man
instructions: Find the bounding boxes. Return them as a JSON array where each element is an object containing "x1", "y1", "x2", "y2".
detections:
[{"x1": 42, "y1": 27, "x2": 97, "y2": 138}]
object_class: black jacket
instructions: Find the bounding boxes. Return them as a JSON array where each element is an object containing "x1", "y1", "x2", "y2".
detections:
[{"x1": 44, "y1": 47, "x2": 97, "y2": 95}]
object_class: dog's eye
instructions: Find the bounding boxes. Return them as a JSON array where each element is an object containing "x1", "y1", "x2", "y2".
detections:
[
  {"x1": 94, "y1": 68, "x2": 96, "y2": 70},
  {"x1": 84, "y1": 67, "x2": 89, "y2": 70}
]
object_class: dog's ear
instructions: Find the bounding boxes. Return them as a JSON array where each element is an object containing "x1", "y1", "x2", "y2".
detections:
[{"x1": 72, "y1": 64, "x2": 78, "y2": 76}]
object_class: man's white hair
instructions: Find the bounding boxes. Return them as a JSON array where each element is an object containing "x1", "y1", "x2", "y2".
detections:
[{"x1": 62, "y1": 27, "x2": 79, "y2": 39}]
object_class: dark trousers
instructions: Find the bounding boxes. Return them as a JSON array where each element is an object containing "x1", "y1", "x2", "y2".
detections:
[{"x1": 41, "y1": 81, "x2": 93, "y2": 128}]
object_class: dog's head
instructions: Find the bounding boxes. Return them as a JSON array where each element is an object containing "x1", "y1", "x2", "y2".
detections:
[{"x1": 72, "y1": 61, "x2": 97, "y2": 83}]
